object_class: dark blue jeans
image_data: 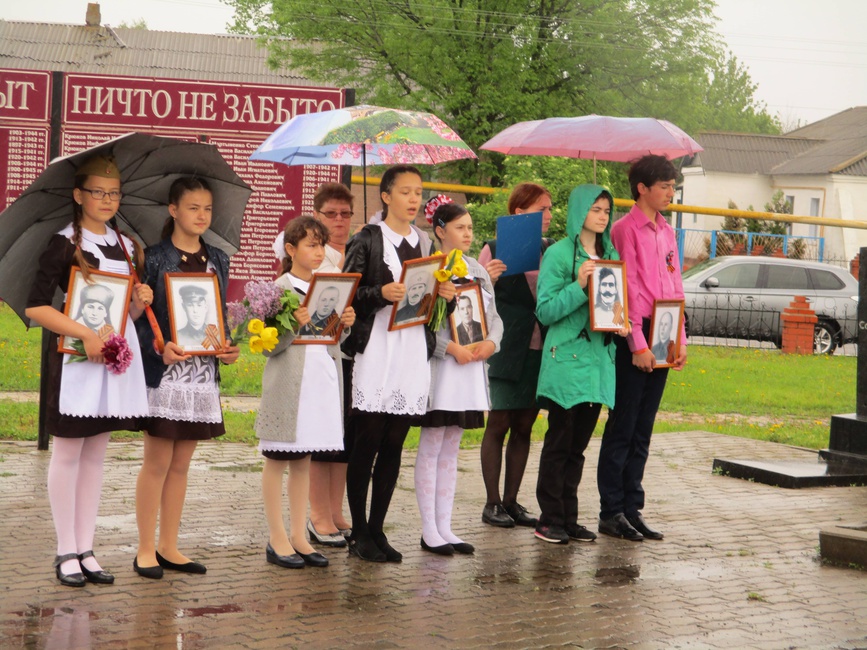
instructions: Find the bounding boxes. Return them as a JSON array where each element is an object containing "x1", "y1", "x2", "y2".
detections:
[{"x1": 597, "y1": 336, "x2": 669, "y2": 520}]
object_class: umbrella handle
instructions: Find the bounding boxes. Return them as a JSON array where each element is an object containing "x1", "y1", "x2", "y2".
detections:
[{"x1": 113, "y1": 226, "x2": 165, "y2": 354}]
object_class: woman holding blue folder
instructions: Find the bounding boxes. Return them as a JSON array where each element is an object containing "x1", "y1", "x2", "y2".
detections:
[{"x1": 477, "y1": 182, "x2": 554, "y2": 529}]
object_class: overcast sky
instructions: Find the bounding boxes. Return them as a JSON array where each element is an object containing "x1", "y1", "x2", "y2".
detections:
[{"x1": 3, "y1": 0, "x2": 866, "y2": 129}]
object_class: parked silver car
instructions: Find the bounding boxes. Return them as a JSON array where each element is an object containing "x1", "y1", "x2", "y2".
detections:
[{"x1": 681, "y1": 256, "x2": 859, "y2": 354}]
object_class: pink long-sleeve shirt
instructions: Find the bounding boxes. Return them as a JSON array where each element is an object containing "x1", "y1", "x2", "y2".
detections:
[{"x1": 611, "y1": 204, "x2": 687, "y2": 353}]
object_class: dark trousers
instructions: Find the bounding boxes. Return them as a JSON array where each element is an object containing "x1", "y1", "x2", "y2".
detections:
[
  {"x1": 346, "y1": 411, "x2": 411, "y2": 539},
  {"x1": 536, "y1": 401, "x2": 602, "y2": 527},
  {"x1": 597, "y1": 336, "x2": 669, "y2": 520}
]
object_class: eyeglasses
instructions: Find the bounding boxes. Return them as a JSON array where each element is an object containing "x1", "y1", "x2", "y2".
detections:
[
  {"x1": 318, "y1": 210, "x2": 353, "y2": 220},
  {"x1": 81, "y1": 188, "x2": 122, "y2": 201}
]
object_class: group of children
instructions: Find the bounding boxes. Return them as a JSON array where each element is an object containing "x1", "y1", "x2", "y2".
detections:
[{"x1": 28, "y1": 152, "x2": 685, "y2": 586}]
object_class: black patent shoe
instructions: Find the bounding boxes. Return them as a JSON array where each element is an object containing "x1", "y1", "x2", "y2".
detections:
[
  {"x1": 156, "y1": 551, "x2": 207, "y2": 574},
  {"x1": 372, "y1": 532, "x2": 402, "y2": 563},
  {"x1": 54, "y1": 553, "x2": 86, "y2": 588},
  {"x1": 266, "y1": 543, "x2": 305, "y2": 569},
  {"x1": 481, "y1": 503, "x2": 515, "y2": 528},
  {"x1": 296, "y1": 551, "x2": 329, "y2": 567},
  {"x1": 598, "y1": 513, "x2": 644, "y2": 542},
  {"x1": 347, "y1": 536, "x2": 386, "y2": 563},
  {"x1": 626, "y1": 513, "x2": 664, "y2": 540},
  {"x1": 133, "y1": 556, "x2": 164, "y2": 579},
  {"x1": 78, "y1": 551, "x2": 114, "y2": 584},
  {"x1": 451, "y1": 542, "x2": 475, "y2": 555},
  {"x1": 505, "y1": 502, "x2": 538, "y2": 527},
  {"x1": 420, "y1": 537, "x2": 454, "y2": 556}
]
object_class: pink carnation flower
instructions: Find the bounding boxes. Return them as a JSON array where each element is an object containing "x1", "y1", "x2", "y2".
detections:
[{"x1": 102, "y1": 333, "x2": 133, "y2": 376}]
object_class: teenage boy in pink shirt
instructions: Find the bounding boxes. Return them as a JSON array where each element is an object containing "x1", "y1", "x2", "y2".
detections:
[{"x1": 596, "y1": 155, "x2": 687, "y2": 542}]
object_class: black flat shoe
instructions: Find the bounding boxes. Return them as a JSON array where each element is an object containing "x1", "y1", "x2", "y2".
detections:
[
  {"x1": 78, "y1": 551, "x2": 114, "y2": 584},
  {"x1": 266, "y1": 543, "x2": 305, "y2": 569},
  {"x1": 296, "y1": 551, "x2": 329, "y2": 567},
  {"x1": 504, "y1": 502, "x2": 538, "y2": 527},
  {"x1": 133, "y1": 556, "x2": 164, "y2": 579},
  {"x1": 626, "y1": 513, "x2": 664, "y2": 540},
  {"x1": 598, "y1": 513, "x2": 644, "y2": 542},
  {"x1": 420, "y1": 537, "x2": 454, "y2": 556},
  {"x1": 372, "y1": 533, "x2": 402, "y2": 563},
  {"x1": 347, "y1": 536, "x2": 386, "y2": 563},
  {"x1": 481, "y1": 503, "x2": 515, "y2": 528},
  {"x1": 156, "y1": 551, "x2": 207, "y2": 574},
  {"x1": 451, "y1": 542, "x2": 475, "y2": 555},
  {"x1": 54, "y1": 553, "x2": 86, "y2": 588}
]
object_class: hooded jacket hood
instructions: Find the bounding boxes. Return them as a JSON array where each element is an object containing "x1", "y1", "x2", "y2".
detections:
[{"x1": 566, "y1": 184, "x2": 616, "y2": 268}]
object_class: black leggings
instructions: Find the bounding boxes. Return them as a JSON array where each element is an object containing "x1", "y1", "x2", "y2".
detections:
[{"x1": 345, "y1": 412, "x2": 412, "y2": 539}]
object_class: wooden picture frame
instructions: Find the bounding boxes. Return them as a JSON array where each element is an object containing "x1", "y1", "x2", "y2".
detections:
[
  {"x1": 449, "y1": 282, "x2": 488, "y2": 351},
  {"x1": 589, "y1": 260, "x2": 628, "y2": 332},
  {"x1": 294, "y1": 273, "x2": 361, "y2": 345},
  {"x1": 388, "y1": 254, "x2": 446, "y2": 331},
  {"x1": 165, "y1": 272, "x2": 226, "y2": 356},
  {"x1": 59, "y1": 266, "x2": 134, "y2": 355},
  {"x1": 649, "y1": 299, "x2": 684, "y2": 368}
]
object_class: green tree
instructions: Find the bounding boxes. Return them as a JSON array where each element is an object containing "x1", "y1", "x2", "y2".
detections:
[{"x1": 224, "y1": 0, "x2": 776, "y2": 187}]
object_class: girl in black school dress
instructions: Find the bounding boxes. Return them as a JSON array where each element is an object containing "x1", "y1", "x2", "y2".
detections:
[
  {"x1": 342, "y1": 165, "x2": 456, "y2": 562},
  {"x1": 25, "y1": 154, "x2": 152, "y2": 587},
  {"x1": 133, "y1": 177, "x2": 239, "y2": 579}
]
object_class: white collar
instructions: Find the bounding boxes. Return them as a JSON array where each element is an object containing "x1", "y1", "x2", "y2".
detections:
[{"x1": 379, "y1": 221, "x2": 419, "y2": 249}]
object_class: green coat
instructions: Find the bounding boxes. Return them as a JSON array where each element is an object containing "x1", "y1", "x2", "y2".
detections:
[{"x1": 535, "y1": 184, "x2": 619, "y2": 410}]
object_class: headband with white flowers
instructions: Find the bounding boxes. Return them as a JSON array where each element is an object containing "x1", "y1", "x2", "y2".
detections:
[{"x1": 424, "y1": 194, "x2": 454, "y2": 226}]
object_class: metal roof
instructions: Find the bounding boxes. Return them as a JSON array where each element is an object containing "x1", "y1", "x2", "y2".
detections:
[
  {"x1": 692, "y1": 108, "x2": 867, "y2": 178},
  {"x1": 0, "y1": 20, "x2": 318, "y2": 85}
]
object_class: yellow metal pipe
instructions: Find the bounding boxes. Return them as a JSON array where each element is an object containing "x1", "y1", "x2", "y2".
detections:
[{"x1": 350, "y1": 176, "x2": 867, "y2": 230}]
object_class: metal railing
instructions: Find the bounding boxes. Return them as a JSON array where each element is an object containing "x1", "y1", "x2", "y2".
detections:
[{"x1": 676, "y1": 228, "x2": 825, "y2": 270}]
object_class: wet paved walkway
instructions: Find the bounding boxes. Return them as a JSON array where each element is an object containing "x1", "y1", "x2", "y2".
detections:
[{"x1": 1, "y1": 431, "x2": 866, "y2": 649}]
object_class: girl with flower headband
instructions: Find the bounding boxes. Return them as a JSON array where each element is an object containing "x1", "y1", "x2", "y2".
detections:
[
  {"x1": 341, "y1": 165, "x2": 456, "y2": 563},
  {"x1": 415, "y1": 196, "x2": 503, "y2": 555},
  {"x1": 133, "y1": 177, "x2": 240, "y2": 580},
  {"x1": 256, "y1": 216, "x2": 355, "y2": 570},
  {"x1": 25, "y1": 153, "x2": 153, "y2": 587}
]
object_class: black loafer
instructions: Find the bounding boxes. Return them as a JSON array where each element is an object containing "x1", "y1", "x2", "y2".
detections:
[
  {"x1": 54, "y1": 553, "x2": 86, "y2": 588},
  {"x1": 347, "y1": 536, "x2": 386, "y2": 563},
  {"x1": 451, "y1": 542, "x2": 475, "y2": 555},
  {"x1": 78, "y1": 551, "x2": 114, "y2": 584},
  {"x1": 598, "y1": 513, "x2": 644, "y2": 542},
  {"x1": 626, "y1": 513, "x2": 664, "y2": 540},
  {"x1": 297, "y1": 551, "x2": 329, "y2": 567},
  {"x1": 420, "y1": 537, "x2": 454, "y2": 556},
  {"x1": 133, "y1": 556, "x2": 164, "y2": 579},
  {"x1": 156, "y1": 551, "x2": 207, "y2": 574},
  {"x1": 266, "y1": 543, "x2": 305, "y2": 569},
  {"x1": 481, "y1": 503, "x2": 515, "y2": 528},
  {"x1": 505, "y1": 502, "x2": 538, "y2": 527}
]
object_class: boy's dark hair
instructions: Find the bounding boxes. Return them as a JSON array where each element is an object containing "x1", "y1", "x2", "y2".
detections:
[
  {"x1": 279, "y1": 216, "x2": 330, "y2": 275},
  {"x1": 628, "y1": 155, "x2": 677, "y2": 201},
  {"x1": 313, "y1": 182, "x2": 354, "y2": 212}
]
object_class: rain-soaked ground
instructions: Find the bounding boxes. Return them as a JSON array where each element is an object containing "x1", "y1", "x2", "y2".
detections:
[{"x1": 1, "y1": 431, "x2": 866, "y2": 649}]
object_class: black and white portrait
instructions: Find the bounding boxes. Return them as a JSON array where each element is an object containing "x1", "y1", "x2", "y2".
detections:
[
  {"x1": 59, "y1": 266, "x2": 133, "y2": 355},
  {"x1": 449, "y1": 283, "x2": 487, "y2": 348},
  {"x1": 166, "y1": 273, "x2": 225, "y2": 355},
  {"x1": 295, "y1": 273, "x2": 360, "y2": 345},
  {"x1": 590, "y1": 261, "x2": 628, "y2": 332},
  {"x1": 389, "y1": 255, "x2": 444, "y2": 330},
  {"x1": 649, "y1": 300, "x2": 684, "y2": 368}
]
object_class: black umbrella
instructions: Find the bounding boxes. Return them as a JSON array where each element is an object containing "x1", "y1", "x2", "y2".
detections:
[{"x1": 0, "y1": 132, "x2": 252, "y2": 325}]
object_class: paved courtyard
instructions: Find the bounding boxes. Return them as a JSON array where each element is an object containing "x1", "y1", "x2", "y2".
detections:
[{"x1": 1, "y1": 431, "x2": 866, "y2": 649}]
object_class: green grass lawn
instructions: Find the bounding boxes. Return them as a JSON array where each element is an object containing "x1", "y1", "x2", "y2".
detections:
[{"x1": 0, "y1": 302, "x2": 856, "y2": 449}]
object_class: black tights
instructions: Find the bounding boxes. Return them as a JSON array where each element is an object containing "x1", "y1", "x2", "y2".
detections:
[
  {"x1": 480, "y1": 408, "x2": 539, "y2": 507},
  {"x1": 346, "y1": 412, "x2": 412, "y2": 540}
]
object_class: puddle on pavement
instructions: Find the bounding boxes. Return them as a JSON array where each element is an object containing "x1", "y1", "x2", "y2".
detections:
[
  {"x1": 594, "y1": 565, "x2": 641, "y2": 584},
  {"x1": 177, "y1": 604, "x2": 243, "y2": 618}
]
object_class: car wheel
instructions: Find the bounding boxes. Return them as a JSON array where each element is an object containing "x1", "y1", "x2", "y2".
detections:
[{"x1": 814, "y1": 321, "x2": 838, "y2": 355}]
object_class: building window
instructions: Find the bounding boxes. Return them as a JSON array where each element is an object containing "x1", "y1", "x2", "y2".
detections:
[{"x1": 809, "y1": 197, "x2": 820, "y2": 237}]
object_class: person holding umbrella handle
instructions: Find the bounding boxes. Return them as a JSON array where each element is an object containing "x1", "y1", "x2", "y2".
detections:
[{"x1": 25, "y1": 155, "x2": 152, "y2": 587}]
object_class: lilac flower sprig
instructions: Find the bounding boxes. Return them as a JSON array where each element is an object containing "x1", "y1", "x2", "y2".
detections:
[{"x1": 227, "y1": 280, "x2": 301, "y2": 353}]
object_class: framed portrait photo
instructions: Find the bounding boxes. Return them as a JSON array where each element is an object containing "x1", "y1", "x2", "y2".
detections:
[
  {"x1": 165, "y1": 272, "x2": 226, "y2": 356},
  {"x1": 449, "y1": 282, "x2": 488, "y2": 350},
  {"x1": 649, "y1": 299, "x2": 685, "y2": 368},
  {"x1": 589, "y1": 260, "x2": 628, "y2": 332},
  {"x1": 59, "y1": 266, "x2": 134, "y2": 355},
  {"x1": 294, "y1": 273, "x2": 361, "y2": 345},
  {"x1": 388, "y1": 254, "x2": 446, "y2": 331}
]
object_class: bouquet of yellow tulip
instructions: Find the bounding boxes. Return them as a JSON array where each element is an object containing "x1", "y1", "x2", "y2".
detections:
[
  {"x1": 226, "y1": 280, "x2": 301, "y2": 354},
  {"x1": 429, "y1": 249, "x2": 468, "y2": 332}
]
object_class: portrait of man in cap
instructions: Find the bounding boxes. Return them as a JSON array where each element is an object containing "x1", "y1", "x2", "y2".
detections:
[
  {"x1": 176, "y1": 283, "x2": 213, "y2": 349},
  {"x1": 394, "y1": 267, "x2": 434, "y2": 325}
]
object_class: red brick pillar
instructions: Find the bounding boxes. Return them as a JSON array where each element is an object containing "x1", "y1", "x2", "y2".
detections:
[
  {"x1": 780, "y1": 296, "x2": 818, "y2": 354},
  {"x1": 850, "y1": 254, "x2": 860, "y2": 280}
]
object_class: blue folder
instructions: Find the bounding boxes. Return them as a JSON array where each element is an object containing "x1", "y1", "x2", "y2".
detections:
[{"x1": 496, "y1": 212, "x2": 543, "y2": 276}]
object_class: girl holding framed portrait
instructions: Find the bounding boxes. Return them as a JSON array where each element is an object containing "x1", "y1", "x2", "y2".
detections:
[
  {"x1": 341, "y1": 165, "x2": 456, "y2": 563},
  {"x1": 133, "y1": 177, "x2": 239, "y2": 580},
  {"x1": 25, "y1": 154, "x2": 152, "y2": 587},
  {"x1": 534, "y1": 184, "x2": 630, "y2": 545},
  {"x1": 415, "y1": 197, "x2": 503, "y2": 555}
]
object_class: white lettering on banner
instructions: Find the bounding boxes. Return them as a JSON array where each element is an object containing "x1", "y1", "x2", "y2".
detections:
[
  {"x1": 178, "y1": 92, "x2": 218, "y2": 120},
  {"x1": 0, "y1": 81, "x2": 36, "y2": 110}
]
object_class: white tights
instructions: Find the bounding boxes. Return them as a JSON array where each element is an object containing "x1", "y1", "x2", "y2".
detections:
[
  {"x1": 414, "y1": 425, "x2": 464, "y2": 547},
  {"x1": 47, "y1": 433, "x2": 110, "y2": 574}
]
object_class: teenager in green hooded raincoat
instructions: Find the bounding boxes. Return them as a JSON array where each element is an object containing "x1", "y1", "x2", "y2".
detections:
[{"x1": 532, "y1": 184, "x2": 631, "y2": 545}]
